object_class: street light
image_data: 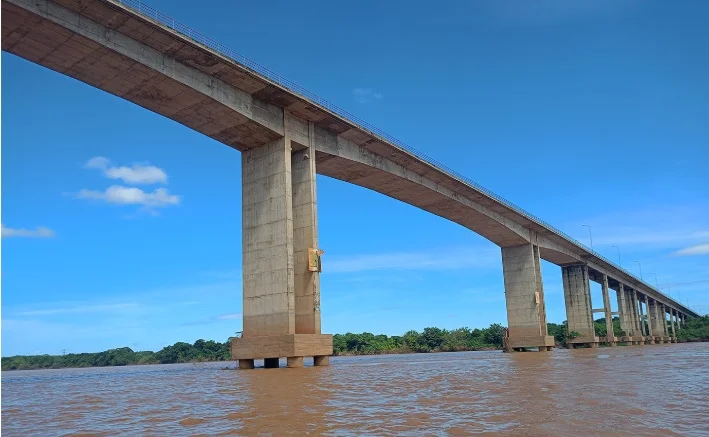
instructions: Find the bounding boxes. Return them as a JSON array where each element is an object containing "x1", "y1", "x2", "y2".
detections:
[
  {"x1": 582, "y1": 224, "x2": 593, "y2": 251},
  {"x1": 633, "y1": 260, "x2": 643, "y2": 279},
  {"x1": 612, "y1": 245, "x2": 621, "y2": 267}
]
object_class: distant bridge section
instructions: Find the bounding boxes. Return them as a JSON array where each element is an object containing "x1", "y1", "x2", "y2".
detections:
[{"x1": 2, "y1": 0, "x2": 699, "y2": 366}]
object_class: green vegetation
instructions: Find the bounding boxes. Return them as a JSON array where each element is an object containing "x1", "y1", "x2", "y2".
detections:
[
  {"x1": 677, "y1": 315, "x2": 709, "y2": 342},
  {"x1": 333, "y1": 324, "x2": 506, "y2": 355},
  {"x1": 4, "y1": 316, "x2": 707, "y2": 371},
  {"x1": 1, "y1": 339, "x2": 231, "y2": 371}
]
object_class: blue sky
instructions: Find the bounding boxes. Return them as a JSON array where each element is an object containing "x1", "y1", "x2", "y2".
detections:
[{"x1": 2, "y1": 0, "x2": 708, "y2": 356}]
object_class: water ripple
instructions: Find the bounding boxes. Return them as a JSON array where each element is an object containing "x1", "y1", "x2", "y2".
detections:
[{"x1": 3, "y1": 344, "x2": 709, "y2": 435}]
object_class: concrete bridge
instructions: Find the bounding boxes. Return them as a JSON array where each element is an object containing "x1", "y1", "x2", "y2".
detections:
[{"x1": 3, "y1": 0, "x2": 699, "y2": 368}]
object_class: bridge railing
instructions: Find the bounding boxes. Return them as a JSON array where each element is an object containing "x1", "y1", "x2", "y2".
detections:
[{"x1": 114, "y1": 0, "x2": 685, "y2": 311}]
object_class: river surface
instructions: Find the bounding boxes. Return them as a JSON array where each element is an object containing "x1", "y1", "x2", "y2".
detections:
[{"x1": 2, "y1": 343, "x2": 708, "y2": 436}]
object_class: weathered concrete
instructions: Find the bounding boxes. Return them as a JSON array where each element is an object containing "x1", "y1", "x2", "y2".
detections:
[
  {"x1": 232, "y1": 334, "x2": 333, "y2": 361},
  {"x1": 627, "y1": 289, "x2": 644, "y2": 344},
  {"x1": 239, "y1": 359, "x2": 255, "y2": 370},
  {"x1": 631, "y1": 289, "x2": 643, "y2": 338},
  {"x1": 670, "y1": 309, "x2": 677, "y2": 342},
  {"x1": 287, "y1": 356, "x2": 304, "y2": 368},
  {"x1": 615, "y1": 283, "x2": 633, "y2": 342},
  {"x1": 240, "y1": 137, "x2": 295, "y2": 338},
  {"x1": 661, "y1": 304, "x2": 669, "y2": 338},
  {"x1": 314, "y1": 355, "x2": 330, "y2": 367},
  {"x1": 648, "y1": 300, "x2": 663, "y2": 339},
  {"x1": 600, "y1": 275, "x2": 617, "y2": 346},
  {"x1": 501, "y1": 244, "x2": 554, "y2": 350},
  {"x1": 562, "y1": 264, "x2": 598, "y2": 346},
  {"x1": 615, "y1": 284, "x2": 642, "y2": 344},
  {"x1": 231, "y1": 130, "x2": 332, "y2": 367},
  {"x1": 291, "y1": 120, "x2": 321, "y2": 335},
  {"x1": 642, "y1": 295, "x2": 654, "y2": 344}
]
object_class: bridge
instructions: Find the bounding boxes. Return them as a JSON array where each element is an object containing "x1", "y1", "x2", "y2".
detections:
[{"x1": 3, "y1": 0, "x2": 700, "y2": 368}]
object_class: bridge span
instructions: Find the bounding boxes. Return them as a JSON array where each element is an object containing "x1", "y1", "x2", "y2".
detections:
[{"x1": 2, "y1": 0, "x2": 700, "y2": 367}]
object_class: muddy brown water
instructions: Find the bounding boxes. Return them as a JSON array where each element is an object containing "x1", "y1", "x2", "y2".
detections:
[{"x1": 2, "y1": 343, "x2": 708, "y2": 436}]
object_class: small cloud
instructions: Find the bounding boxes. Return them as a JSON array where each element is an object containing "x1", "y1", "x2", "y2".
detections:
[
  {"x1": 85, "y1": 156, "x2": 168, "y2": 185},
  {"x1": 673, "y1": 244, "x2": 709, "y2": 257},
  {"x1": 76, "y1": 185, "x2": 181, "y2": 208},
  {"x1": 1, "y1": 224, "x2": 55, "y2": 238},
  {"x1": 353, "y1": 88, "x2": 383, "y2": 104}
]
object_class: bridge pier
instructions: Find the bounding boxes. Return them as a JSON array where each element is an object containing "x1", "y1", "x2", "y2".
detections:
[
  {"x1": 648, "y1": 299, "x2": 665, "y2": 344},
  {"x1": 231, "y1": 125, "x2": 332, "y2": 369},
  {"x1": 630, "y1": 289, "x2": 644, "y2": 344},
  {"x1": 642, "y1": 295, "x2": 655, "y2": 344},
  {"x1": 562, "y1": 264, "x2": 600, "y2": 348},
  {"x1": 600, "y1": 275, "x2": 617, "y2": 346},
  {"x1": 501, "y1": 243, "x2": 555, "y2": 351}
]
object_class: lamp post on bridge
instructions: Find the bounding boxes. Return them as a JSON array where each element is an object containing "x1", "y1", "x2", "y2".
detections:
[
  {"x1": 634, "y1": 260, "x2": 643, "y2": 280},
  {"x1": 612, "y1": 245, "x2": 622, "y2": 267},
  {"x1": 582, "y1": 224, "x2": 594, "y2": 252}
]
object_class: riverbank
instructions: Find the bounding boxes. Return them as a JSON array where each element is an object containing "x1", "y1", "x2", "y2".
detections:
[{"x1": 3, "y1": 316, "x2": 707, "y2": 371}]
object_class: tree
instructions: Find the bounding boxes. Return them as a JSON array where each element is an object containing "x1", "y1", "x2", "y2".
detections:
[{"x1": 483, "y1": 323, "x2": 505, "y2": 347}]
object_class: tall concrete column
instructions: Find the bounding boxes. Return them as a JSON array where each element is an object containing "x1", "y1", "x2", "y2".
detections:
[
  {"x1": 656, "y1": 303, "x2": 666, "y2": 339},
  {"x1": 632, "y1": 289, "x2": 643, "y2": 337},
  {"x1": 501, "y1": 243, "x2": 554, "y2": 351},
  {"x1": 675, "y1": 310, "x2": 681, "y2": 331},
  {"x1": 241, "y1": 136, "x2": 295, "y2": 339},
  {"x1": 648, "y1": 299, "x2": 662, "y2": 342},
  {"x1": 661, "y1": 305, "x2": 669, "y2": 338},
  {"x1": 292, "y1": 121, "x2": 321, "y2": 336},
  {"x1": 670, "y1": 308, "x2": 677, "y2": 341},
  {"x1": 601, "y1": 274, "x2": 617, "y2": 346},
  {"x1": 643, "y1": 295, "x2": 654, "y2": 343},
  {"x1": 562, "y1": 264, "x2": 598, "y2": 347},
  {"x1": 232, "y1": 127, "x2": 332, "y2": 369},
  {"x1": 616, "y1": 283, "x2": 631, "y2": 337}
]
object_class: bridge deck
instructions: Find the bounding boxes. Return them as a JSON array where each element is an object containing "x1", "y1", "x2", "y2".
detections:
[{"x1": 1, "y1": 0, "x2": 697, "y2": 317}]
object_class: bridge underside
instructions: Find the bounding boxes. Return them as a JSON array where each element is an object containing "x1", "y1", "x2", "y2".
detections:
[{"x1": 2, "y1": 0, "x2": 697, "y2": 365}]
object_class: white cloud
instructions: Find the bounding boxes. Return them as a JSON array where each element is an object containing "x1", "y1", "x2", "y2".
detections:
[
  {"x1": 76, "y1": 185, "x2": 180, "y2": 208},
  {"x1": 85, "y1": 156, "x2": 168, "y2": 185},
  {"x1": 325, "y1": 246, "x2": 499, "y2": 273},
  {"x1": 1, "y1": 224, "x2": 55, "y2": 238},
  {"x1": 353, "y1": 88, "x2": 383, "y2": 104},
  {"x1": 673, "y1": 244, "x2": 709, "y2": 257}
]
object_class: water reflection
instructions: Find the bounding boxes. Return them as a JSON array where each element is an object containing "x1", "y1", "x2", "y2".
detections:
[{"x1": 235, "y1": 359, "x2": 335, "y2": 435}]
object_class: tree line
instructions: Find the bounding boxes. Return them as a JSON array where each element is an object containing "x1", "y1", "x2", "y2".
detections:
[
  {"x1": 1, "y1": 339, "x2": 231, "y2": 371},
  {"x1": 3, "y1": 316, "x2": 707, "y2": 371}
]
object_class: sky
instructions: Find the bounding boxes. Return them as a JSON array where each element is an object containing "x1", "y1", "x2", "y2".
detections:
[{"x1": 1, "y1": 0, "x2": 708, "y2": 356}]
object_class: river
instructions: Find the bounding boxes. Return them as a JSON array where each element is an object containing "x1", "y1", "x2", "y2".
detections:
[{"x1": 2, "y1": 343, "x2": 708, "y2": 436}]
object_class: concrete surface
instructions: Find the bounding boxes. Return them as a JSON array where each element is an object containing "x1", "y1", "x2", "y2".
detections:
[{"x1": 501, "y1": 244, "x2": 554, "y2": 350}]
